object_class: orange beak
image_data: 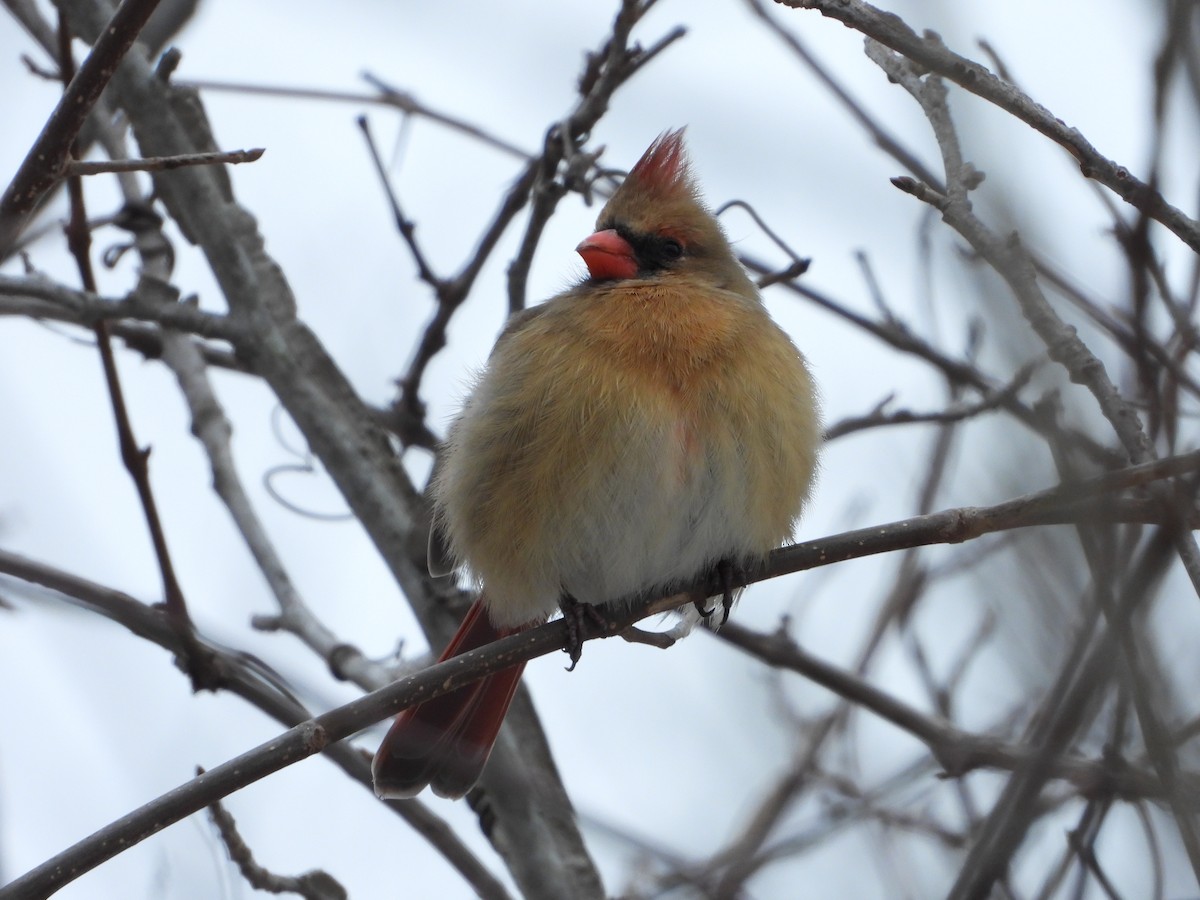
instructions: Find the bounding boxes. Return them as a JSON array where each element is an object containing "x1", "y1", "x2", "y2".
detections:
[{"x1": 576, "y1": 229, "x2": 638, "y2": 281}]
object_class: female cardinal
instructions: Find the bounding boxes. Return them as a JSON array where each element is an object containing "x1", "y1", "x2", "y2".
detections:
[{"x1": 372, "y1": 129, "x2": 820, "y2": 799}]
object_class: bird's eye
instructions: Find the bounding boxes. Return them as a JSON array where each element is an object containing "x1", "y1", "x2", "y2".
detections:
[{"x1": 661, "y1": 238, "x2": 683, "y2": 260}]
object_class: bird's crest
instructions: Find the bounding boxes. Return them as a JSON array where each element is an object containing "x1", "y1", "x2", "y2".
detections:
[{"x1": 625, "y1": 128, "x2": 695, "y2": 200}]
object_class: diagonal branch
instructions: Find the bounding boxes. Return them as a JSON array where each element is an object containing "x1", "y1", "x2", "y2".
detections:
[
  {"x1": 0, "y1": 547, "x2": 512, "y2": 900},
  {"x1": 775, "y1": 0, "x2": 1200, "y2": 254}
]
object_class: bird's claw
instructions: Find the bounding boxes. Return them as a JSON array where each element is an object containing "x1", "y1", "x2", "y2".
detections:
[
  {"x1": 715, "y1": 558, "x2": 741, "y2": 627},
  {"x1": 558, "y1": 594, "x2": 610, "y2": 671}
]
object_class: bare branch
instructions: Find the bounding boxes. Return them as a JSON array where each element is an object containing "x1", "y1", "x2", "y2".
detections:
[
  {"x1": 203, "y1": 775, "x2": 348, "y2": 900},
  {"x1": 183, "y1": 74, "x2": 532, "y2": 162},
  {"x1": 0, "y1": 273, "x2": 243, "y2": 340},
  {"x1": 824, "y1": 364, "x2": 1035, "y2": 442},
  {"x1": 63, "y1": 146, "x2": 264, "y2": 175},
  {"x1": 0, "y1": 547, "x2": 514, "y2": 900}
]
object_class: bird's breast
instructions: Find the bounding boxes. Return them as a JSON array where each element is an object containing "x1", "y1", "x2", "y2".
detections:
[{"x1": 578, "y1": 281, "x2": 745, "y2": 394}]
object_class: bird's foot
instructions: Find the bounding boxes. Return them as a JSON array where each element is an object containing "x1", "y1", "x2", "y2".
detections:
[
  {"x1": 688, "y1": 558, "x2": 742, "y2": 627},
  {"x1": 558, "y1": 594, "x2": 610, "y2": 671},
  {"x1": 714, "y1": 558, "x2": 743, "y2": 627}
]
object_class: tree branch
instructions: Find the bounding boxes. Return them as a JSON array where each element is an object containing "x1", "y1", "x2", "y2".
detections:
[
  {"x1": 64, "y1": 146, "x2": 264, "y2": 175},
  {"x1": 0, "y1": 547, "x2": 512, "y2": 900},
  {"x1": 776, "y1": 0, "x2": 1200, "y2": 254}
]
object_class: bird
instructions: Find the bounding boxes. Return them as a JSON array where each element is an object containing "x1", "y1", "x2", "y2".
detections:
[{"x1": 372, "y1": 129, "x2": 821, "y2": 799}]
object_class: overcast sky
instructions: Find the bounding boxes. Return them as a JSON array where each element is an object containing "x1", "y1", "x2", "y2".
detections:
[{"x1": 1, "y1": 1, "x2": 1190, "y2": 897}]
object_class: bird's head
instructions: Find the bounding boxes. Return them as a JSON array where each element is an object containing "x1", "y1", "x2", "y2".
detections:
[{"x1": 576, "y1": 129, "x2": 754, "y2": 297}]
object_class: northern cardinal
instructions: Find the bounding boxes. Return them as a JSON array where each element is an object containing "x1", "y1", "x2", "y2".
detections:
[{"x1": 372, "y1": 129, "x2": 820, "y2": 799}]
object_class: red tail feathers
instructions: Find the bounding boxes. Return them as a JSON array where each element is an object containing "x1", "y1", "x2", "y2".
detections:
[{"x1": 372, "y1": 598, "x2": 529, "y2": 799}]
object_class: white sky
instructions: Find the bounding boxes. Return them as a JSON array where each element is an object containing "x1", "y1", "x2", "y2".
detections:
[{"x1": 1, "y1": 1, "x2": 1193, "y2": 897}]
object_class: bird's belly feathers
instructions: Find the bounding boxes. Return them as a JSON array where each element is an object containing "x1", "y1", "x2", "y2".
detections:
[{"x1": 553, "y1": 406, "x2": 753, "y2": 609}]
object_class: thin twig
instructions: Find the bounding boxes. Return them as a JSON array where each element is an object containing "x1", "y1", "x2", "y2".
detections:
[
  {"x1": 181, "y1": 75, "x2": 530, "y2": 161},
  {"x1": 824, "y1": 364, "x2": 1035, "y2": 441},
  {"x1": 356, "y1": 115, "x2": 445, "y2": 290},
  {"x1": 203, "y1": 770, "x2": 348, "y2": 900},
  {"x1": 63, "y1": 147, "x2": 264, "y2": 175}
]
